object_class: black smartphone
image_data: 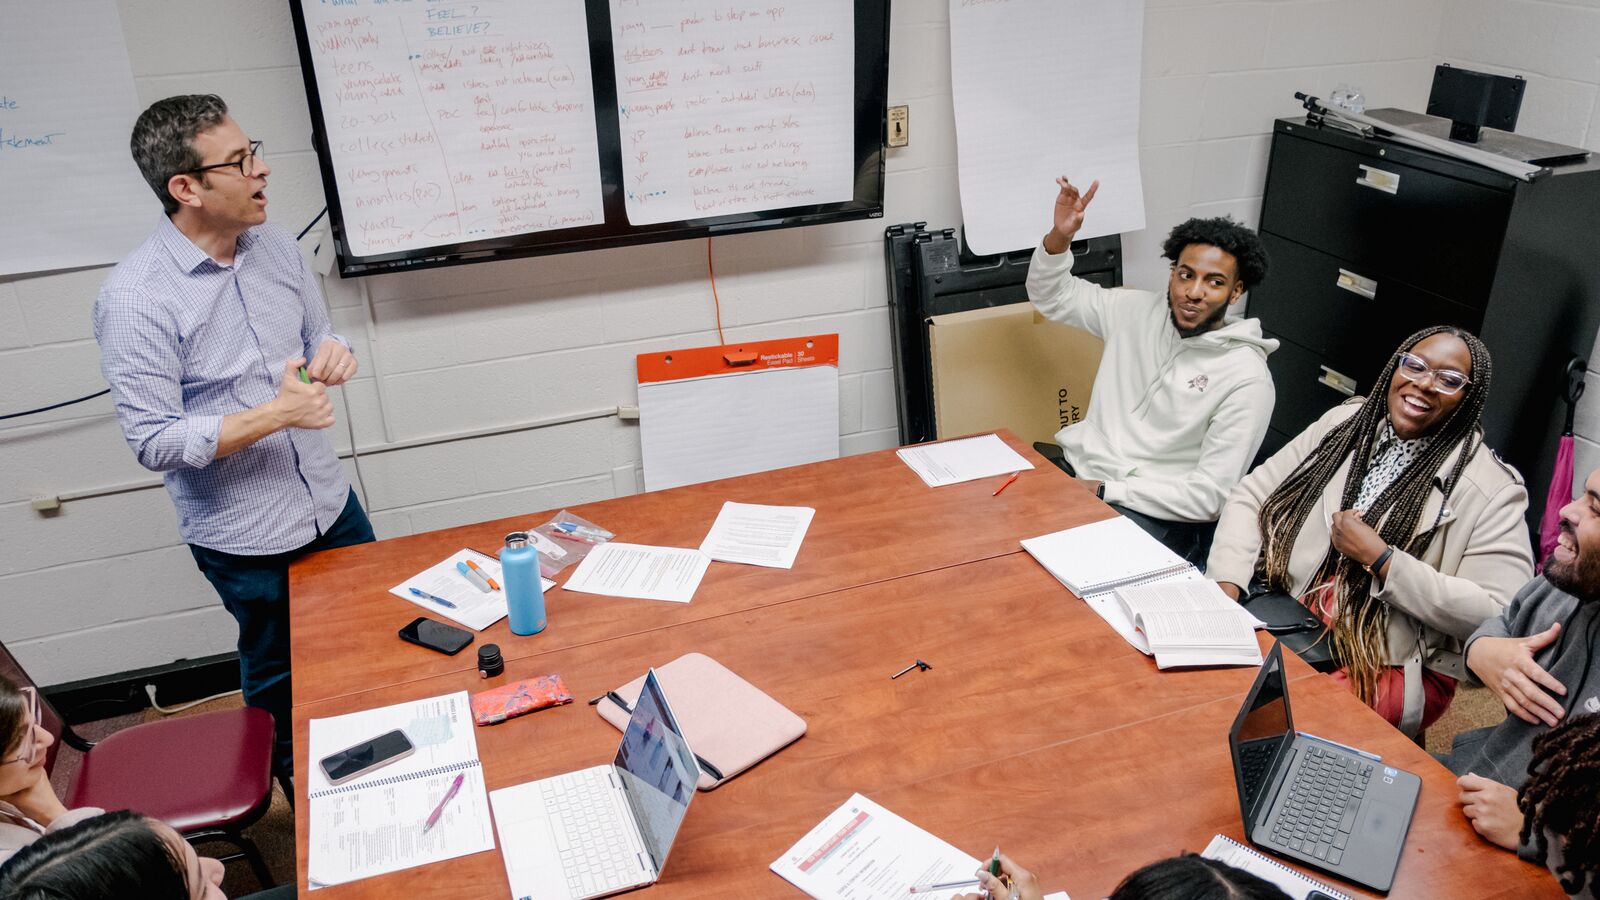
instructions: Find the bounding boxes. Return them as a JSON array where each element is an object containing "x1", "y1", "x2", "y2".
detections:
[
  {"x1": 318, "y1": 729, "x2": 415, "y2": 785},
  {"x1": 399, "y1": 617, "x2": 473, "y2": 655}
]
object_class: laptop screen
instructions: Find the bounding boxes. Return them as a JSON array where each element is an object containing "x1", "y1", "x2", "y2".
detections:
[
  {"x1": 614, "y1": 670, "x2": 699, "y2": 872},
  {"x1": 1228, "y1": 642, "x2": 1295, "y2": 826}
]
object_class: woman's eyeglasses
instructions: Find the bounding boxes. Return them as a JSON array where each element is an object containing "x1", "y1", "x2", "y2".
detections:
[{"x1": 1397, "y1": 352, "x2": 1471, "y2": 395}]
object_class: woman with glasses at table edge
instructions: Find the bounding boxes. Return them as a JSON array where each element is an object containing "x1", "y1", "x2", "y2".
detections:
[
  {"x1": 0, "y1": 676, "x2": 103, "y2": 864},
  {"x1": 1205, "y1": 326, "x2": 1534, "y2": 736}
]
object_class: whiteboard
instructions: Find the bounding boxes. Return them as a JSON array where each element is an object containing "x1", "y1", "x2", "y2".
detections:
[
  {"x1": 0, "y1": 0, "x2": 152, "y2": 277},
  {"x1": 296, "y1": 0, "x2": 607, "y2": 257}
]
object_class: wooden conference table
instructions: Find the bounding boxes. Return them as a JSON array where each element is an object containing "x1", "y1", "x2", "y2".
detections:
[{"x1": 289, "y1": 434, "x2": 1558, "y2": 898}]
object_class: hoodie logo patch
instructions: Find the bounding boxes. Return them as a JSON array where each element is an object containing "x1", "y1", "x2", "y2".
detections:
[
  {"x1": 1188, "y1": 374, "x2": 1209, "y2": 393},
  {"x1": 1585, "y1": 696, "x2": 1599, "y2": 714}
]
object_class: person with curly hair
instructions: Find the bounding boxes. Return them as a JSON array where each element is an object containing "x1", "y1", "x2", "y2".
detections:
[
  {"x1": 1207, "y1": 326, "x2": 1533, "y2": 735},
  {"x1": 1027, "y1": 177, "x2": 1277, "y2": 566},
  {"x1": 1516, "y1": 713, "x2": 1600, "y2": 897}
]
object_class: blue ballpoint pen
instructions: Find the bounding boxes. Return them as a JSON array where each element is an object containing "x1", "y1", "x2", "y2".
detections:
[{"x1": 409, "y1": 587, "x2": 458, "y2": 609}]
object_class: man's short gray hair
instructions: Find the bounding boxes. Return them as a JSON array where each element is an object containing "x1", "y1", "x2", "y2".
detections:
[{"x1": 130, "y1": 94, "x2": 229, "y2": 216}]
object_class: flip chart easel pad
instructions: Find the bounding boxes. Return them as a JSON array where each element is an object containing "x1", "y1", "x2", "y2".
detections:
[
  {"x1": 638, "y1": 335, "x2": 840, "y2": 492},
  {"x1": 297, "y1": 0, "x2": 605, "y2": 257},
  {"x1": 0, "y1": 0, "x2": 151, "y2": 276},
  {"x1": 949, "y1": 0, "x2": 1146, "y2": 255}
]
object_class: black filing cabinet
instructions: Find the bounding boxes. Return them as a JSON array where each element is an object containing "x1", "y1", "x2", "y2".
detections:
[{"x1": 1250, "y1": 113, "x2": 1600, "y2": 527}]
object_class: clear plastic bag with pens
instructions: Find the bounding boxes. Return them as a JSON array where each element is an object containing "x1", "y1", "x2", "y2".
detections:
[{"x1": 524, "y1": 509, "x2": 614, "y2": 578}]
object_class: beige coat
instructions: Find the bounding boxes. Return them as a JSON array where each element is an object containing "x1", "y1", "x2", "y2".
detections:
[{"x1": 1207, "y1": 399, "x2": 1534, "y2": 687}]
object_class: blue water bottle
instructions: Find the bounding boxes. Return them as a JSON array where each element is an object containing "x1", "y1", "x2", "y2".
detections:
[{"x1": 502, "y1": 532, "x2": 546, "y2": 635}]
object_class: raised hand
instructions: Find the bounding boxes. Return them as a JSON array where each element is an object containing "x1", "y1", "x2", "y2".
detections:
[{"x1": 1044, "y1": 176, "x2": 1100, "y2": 253}]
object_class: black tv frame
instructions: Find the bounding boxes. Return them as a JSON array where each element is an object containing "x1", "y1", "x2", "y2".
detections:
[{"x1": 288, "y1": 0, "x2": 891, "y2": 278}]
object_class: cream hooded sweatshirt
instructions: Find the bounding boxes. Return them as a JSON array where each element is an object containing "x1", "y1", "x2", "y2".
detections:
[{"x1": 1027, "y1": 243, "x2": 1278, "y2": 523}]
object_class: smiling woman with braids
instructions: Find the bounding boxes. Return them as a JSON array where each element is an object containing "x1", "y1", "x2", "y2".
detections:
[
  {"x1": 1207, "y1": 326, "x2": 1534, "y2": 735},
  {"x1": 1519, "y1": 714, "x2": 1600, "y2": 898}
]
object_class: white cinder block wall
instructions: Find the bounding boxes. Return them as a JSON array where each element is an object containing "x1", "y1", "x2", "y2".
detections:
[{"x1": 3, "y1": 0, "x2": 1596, "y2": 685}]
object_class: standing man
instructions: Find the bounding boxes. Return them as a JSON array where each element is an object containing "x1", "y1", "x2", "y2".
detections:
[
  {"x1": 93, "y1": 95, "x2": 373, "y2": 776},
  {"x1": 1447, "y1": 465, "x2": 1600, "y2": 858},
  {"x1": 1028, "y1": 177, "x2": 1277, "y2": 564}
]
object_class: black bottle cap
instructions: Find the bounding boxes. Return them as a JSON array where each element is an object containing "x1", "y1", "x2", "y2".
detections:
[{"x1": 477, "y1": 643, "x2": 504, "y2": 678}]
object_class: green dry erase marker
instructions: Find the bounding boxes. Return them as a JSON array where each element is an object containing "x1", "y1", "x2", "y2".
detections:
[
  {"x1": 297, "y1": 366, "x2": 311, "y2": 384},
  {"x1": 989, "y1": 847, "x2": 1001, "y2": 878}
]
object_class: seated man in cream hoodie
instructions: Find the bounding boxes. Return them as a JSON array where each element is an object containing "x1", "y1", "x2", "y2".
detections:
[{"x1": 1027, "y1": 177, "x2": 1277, "y2": 564}]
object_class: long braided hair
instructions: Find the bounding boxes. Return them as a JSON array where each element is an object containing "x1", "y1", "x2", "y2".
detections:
[
  {"x1": 1255, "y1": 326, "x2": 1493, "y2": 705},
  {"x1": 1520, "y1": 713, "x2": 1600, "y2": 895}
]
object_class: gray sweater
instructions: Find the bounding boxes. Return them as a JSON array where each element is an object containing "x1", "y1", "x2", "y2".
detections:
[{"x1": 1447, "y1": 576, "x2": 1600, "y2": 788}]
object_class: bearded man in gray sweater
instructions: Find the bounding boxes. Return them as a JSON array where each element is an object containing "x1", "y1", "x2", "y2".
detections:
[{"x1": 1446, "y1": 465, "x2": 1600, "y2": 857}]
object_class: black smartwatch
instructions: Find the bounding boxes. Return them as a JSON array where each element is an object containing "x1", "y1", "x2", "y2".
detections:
[
  {"x1": 1095, "y1": 483, "x2": 1106, "y2": 500},
  {"x1": 1365, "y1": 545, "x2": 1395, "y2": 577}
]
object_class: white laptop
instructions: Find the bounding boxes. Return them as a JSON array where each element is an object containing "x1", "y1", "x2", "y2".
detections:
[{"x1": 490, "y1": 670, "x2": 699, "y2": 900}]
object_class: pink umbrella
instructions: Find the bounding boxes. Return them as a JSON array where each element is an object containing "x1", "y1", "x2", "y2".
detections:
[{"x1": 1538, "y1": 360, "x2": 1586, "y2": 572}]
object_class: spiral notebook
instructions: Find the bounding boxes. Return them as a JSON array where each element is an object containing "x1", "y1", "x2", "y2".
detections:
[
  {"x1": 1202, "y1": 835, "x2": 1352, "y2": 900},
  {"x1": 1021, "y1": 515, "x2": 1195, "y2": 598},
  {"x1": 306, "y1": 692, "x2": 495, "y2": 888}
]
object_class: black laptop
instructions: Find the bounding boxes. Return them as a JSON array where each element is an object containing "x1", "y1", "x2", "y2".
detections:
[{"x1": 1228, "y1": 641, "x2": 1421, "y2": 893}]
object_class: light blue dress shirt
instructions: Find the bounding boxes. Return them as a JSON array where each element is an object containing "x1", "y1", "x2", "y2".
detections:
[{"x1": 94, "y1": 216, "x2": 351, "y2": 555}]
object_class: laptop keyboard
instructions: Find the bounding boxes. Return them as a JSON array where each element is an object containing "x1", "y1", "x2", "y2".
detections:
[
  {"x1": 1268, "y1": 745, "x2": 1373, "y2": 868},
  {"x1": 541, "y1": 770, "x2": 646, "y2": 898}
]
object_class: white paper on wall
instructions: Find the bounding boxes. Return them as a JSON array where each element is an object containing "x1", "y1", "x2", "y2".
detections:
[
  {"x1": 607, "y1": 0, "x2": 855, "y2": 225},
  {"x1": 948, "y1": 0, "x2": 1146, "y2": 256},
  {"x1": 298, "y1": 0, "x2": 605, "y2": 257},
  {"x1": 0, "y1": 0, "x2": 152, "y2": 276}
]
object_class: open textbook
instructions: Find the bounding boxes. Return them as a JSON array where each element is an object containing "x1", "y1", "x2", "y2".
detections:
[
  {"x1": 1022, "y1": 517, "x2": 1262, "y2": 668},
  {"x1": 1113, "y1": 581, "x2": 1263, "y2": 669}
]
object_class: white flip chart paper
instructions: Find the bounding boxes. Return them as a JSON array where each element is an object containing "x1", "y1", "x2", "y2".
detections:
[
  {"x1": 608, "y1": 0, "x2": 855, "y2": 224},
  {"x1": 948, "y1": 0, "x2": 1146, "y2": 255},
  {"x1": 0, "y1": 0, "x2": 152, "y2": 276},
  {"x1": 298, "y1": 0, "x2": 605, "y2": 256}
]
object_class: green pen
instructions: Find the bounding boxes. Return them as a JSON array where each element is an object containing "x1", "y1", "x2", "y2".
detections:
[
  {"x1": 989, "y1": 846, "x2": 1002, "y2": 878},
  {"x1": 297, "y1": 366, "x2": 312, "y2": 384}
]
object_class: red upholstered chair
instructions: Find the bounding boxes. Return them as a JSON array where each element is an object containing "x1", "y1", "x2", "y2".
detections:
[{"x1": 0, "y1": 639, "x2": 277, "y2": 887}]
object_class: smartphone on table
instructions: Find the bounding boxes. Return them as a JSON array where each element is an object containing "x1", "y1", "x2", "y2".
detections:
[
  {"x1": 318, "y1": 729, "x2": 416, "y2": 785},
  {"x1": 399, "y1": 617, "x2": 473, "y2": 655}
]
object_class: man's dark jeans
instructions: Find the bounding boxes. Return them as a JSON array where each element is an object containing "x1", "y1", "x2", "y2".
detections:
[
  {"x1": 189, "y1": 489, "x2": 375, "y2": 774},
  {"x1": 1033, "y1": 442, "x2": 1215, "y2": 568}
]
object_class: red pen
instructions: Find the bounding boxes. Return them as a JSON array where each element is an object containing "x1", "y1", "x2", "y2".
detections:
[
  {"x1": 422, "y1": 772, "x2": 466, "y2": 833},
  {"x1": 992, "y1": 472, "x2": 1020, "y2": 496},
  {"x1": 465, "y1": 558, "x2": 500, "y2": 591}
]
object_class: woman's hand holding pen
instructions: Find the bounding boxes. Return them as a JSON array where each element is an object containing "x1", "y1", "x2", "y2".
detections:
[{"x1": 953, "y1": 854, "x2": 1043, "y2": 900}]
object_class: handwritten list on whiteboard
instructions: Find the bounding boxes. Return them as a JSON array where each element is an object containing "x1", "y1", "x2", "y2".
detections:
[
  {"x1": 0, "y1": 0, "x2": 152, "y2": 277},
  {"x1": 608, "y1": 0, "x2": 855, "y2": 225},
  {"x1": 299, "y1": 0, "x2": 605, "y2": 257}
]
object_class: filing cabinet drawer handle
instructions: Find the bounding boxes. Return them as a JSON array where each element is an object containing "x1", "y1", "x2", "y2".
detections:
[
  {"x1": 1357, "y1": 164, "x2": 1400, "y2": 194},
  {"x1": 1318, "y1": 366, "x2": 1358, "y2": 397},
  {"x1": 1335, "y1": 269, "x2": 1378, "y2": 300}
]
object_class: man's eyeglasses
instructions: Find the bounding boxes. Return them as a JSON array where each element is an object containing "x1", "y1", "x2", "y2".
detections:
[
  {"x1": 1, "y1": 687, "x2": 41, "y2": 767},
  {"x1": 182, "y1": 140, "x2": 265, "y2": 179},
  {"x1": 1397, "y1": 352, "x2": 1471, "y2": 395}
]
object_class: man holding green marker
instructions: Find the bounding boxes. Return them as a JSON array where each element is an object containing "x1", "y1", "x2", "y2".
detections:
[{"x1": 93, "y1": 95, "x2": 374, "y2": 777}]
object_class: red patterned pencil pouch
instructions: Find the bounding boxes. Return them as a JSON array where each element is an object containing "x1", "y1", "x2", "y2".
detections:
[{"x1": 471, "y1": 674, "x2": 572, "y2": 725}]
